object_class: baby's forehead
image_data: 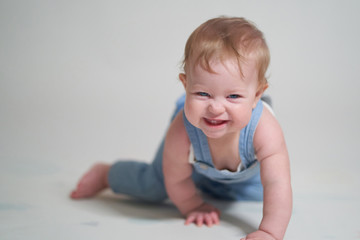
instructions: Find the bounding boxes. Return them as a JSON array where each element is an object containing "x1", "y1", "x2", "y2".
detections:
[
  {"x1": 187, "y1": 58, "x2": 259, "y2": 89},
  {"x1": 191, "y1": 57, "x2": 258, "y2": 78}
]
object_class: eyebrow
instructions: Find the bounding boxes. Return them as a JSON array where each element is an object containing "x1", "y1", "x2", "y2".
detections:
[
  {"x1": 190, "y1": 83, "x2": 249, "y2": 93},
  {"x1": 226, "y1": 88, "x2": 249, "y2": 95}
]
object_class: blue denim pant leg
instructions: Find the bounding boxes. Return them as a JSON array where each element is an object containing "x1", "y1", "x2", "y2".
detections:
[
  {"x1": 192, "y1": 170, "x2": 263, "y2": 201},
  {"x1": 107, "y1": 140, "x2": 168, "y2": 202}
]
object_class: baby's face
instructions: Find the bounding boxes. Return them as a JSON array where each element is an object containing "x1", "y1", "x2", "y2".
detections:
[{"x1": 180, "y1": 58, "x2": 261, "y2": 139}]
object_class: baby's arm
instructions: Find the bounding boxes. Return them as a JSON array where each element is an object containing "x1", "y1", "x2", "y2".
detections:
[
  {"x1": 247, "y1": 107, "x2": 292, "y2": 240},
  {"x1": 163, "y1": 110, "x2": 220, "y2": 227}
]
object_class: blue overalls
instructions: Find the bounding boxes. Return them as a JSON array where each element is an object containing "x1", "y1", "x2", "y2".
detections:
[{"x1": 108, "y1": 94, "x2": 264, "y2": 202}]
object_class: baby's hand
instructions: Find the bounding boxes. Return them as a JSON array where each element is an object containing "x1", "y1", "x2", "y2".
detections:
[
  {"x1": 184, "y1": 202, "x2": 220, "y2": 227},
  {"x1": 241, "y1": 230, "x2": 276, "y2": 240}
]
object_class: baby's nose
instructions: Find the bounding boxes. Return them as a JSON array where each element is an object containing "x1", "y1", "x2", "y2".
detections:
[{"x1": 208, "y1": 100, "x2": 225, "y2": 114}]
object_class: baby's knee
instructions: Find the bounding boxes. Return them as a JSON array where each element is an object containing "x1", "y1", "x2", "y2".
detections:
[{"x1": 140, "y1": 190, "x2": 168, "y2": 203}]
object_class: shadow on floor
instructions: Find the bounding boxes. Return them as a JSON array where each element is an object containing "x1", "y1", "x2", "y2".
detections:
[{"x1": 71, "y1": 190, "x2": 257, "y2": 234}]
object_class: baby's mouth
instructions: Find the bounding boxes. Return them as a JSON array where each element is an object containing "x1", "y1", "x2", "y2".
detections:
[{"x1": 204, "y1": 118, "x2": 228, "y2": 126}]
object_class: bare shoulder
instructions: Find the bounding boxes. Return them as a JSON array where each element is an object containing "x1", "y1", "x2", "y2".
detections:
[
  {"x1": 253, "y1": 105, "x2": 288, "y2": 162},
  {"x1": 163, "y1": 110, "x2": 192, "y2": 182},
  {"x1": 163, "y1": 110, "x2": 191, "y2": 163}
]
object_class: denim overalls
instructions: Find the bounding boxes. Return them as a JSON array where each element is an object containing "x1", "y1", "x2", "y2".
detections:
[{"x1": 108, "y1": 94, "x2": 264, "y2": 202}]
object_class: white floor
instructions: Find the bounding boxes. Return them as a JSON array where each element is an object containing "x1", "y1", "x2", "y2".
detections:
[
  {"x1": 1, "y1": 157, "x2": 359, "y2": 240},
  {"x1": 1, "y1": 160, "x2": 360, "y2": 240},
  {"x1": 1, "y1": 1, "x2": 360, "y2": 239}
]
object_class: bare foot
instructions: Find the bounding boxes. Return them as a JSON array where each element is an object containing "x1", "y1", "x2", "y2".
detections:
[{"x1": 70, "y1": 163, "x2": 110, "y2": 199}]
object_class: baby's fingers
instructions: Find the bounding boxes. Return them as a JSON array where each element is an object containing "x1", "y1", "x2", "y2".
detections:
[
  {"x1": 185, "y1": 214, "x2": 203, "y2": 226},
  {"x1": 185, "y1": 214, "x2": 196, "y2": 225},
  {"x1": 210, "y1": 211, "x2": 220, "y2": 225},
  {"x1": 203, "y1": 212, "x2": 220, "y2": 227},
  {"x1": 196, "y1": 214, "x2": 204, "y2": 227},
  {"x1": 185, "y1": 214, "x2": 206, "y2": 227},
  {"x1": 204, "y1": 214, "x2": 214, "y2": 227},
  {"x1": 185, "y1": 211, "x2": 220, "y2": 227}
]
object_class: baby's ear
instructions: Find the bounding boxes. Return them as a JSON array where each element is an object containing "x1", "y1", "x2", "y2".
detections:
[
  {"x1": 179, "y1": 73, "x2": 187, "y2": 89},
  {"x1": 253, "y1": 83, "x2": 269, "y2": 108}
]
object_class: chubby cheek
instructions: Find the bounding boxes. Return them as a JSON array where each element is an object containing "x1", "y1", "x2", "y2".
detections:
[
  {"x1": 183, "y1": 100, "x2": 202, "y2": 127},
  {"x1": 233, "y1": 115, "x2": 251, "y2": 129},
  {"x1": 230, "y1": 106, "x2": 252, "y2": 128}
]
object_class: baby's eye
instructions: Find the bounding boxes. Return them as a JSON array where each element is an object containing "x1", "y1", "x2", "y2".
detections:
[
  {"x1": 196, "y1": 92, "x2": 210, "y2": 97},
  {"x1": 228, "y1": 94, "x2": 241, "y2": 99}
]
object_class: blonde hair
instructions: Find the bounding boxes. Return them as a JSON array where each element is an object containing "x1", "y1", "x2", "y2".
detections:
[{"x1": 182, "y1": 17, "x2": 270, "y2": 87}]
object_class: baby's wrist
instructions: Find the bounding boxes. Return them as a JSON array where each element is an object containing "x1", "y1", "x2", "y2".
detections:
[
  {"x1": 245, "y1": 229, "x2": 277, "y2": 240},
  {"x1": 179, "y1": 197, "x2": 204, "y2": 216}
]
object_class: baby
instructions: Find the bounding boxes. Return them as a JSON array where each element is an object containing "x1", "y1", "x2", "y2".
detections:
[{"x1": 71, "y1": 17, "x2": 292, "y2": 240}]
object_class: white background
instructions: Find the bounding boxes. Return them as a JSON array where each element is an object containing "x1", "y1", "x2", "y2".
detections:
[{"x1": 1, "y1": 1, "x2": 360, "y2": 239}]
